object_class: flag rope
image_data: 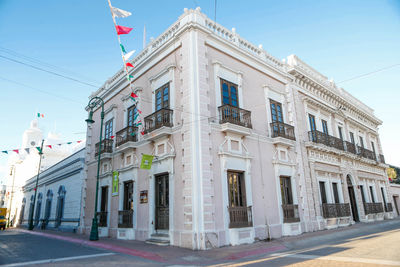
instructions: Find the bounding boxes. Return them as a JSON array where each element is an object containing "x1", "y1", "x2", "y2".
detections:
[
  {"x1": 107, "y1": 0, "x2": 144, "y2": 135},
  {"x1": 1, "y1": 140, "x2": 84, "y2": 155}
]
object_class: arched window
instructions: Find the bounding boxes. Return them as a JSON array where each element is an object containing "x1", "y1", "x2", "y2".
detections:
[
  {"x1": 28, "y1": 195, "x2": 34, "y2": 226},
  {"x1": 34, "y1": 193, "x2": 43, "y2": 226},
  {"x1": 19, "y1": 198, "x2": 26, "y2": 224},
  {"x1": 44, "y1": 190, "x2": 53, "y2": 227},
  {"x1": 55, "y1": 186, "x2": 66, "y2": 227}
]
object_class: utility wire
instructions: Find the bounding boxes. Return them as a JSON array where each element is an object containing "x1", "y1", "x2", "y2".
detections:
[
  {"x1": 337, "y1": 63, "x2": 400, "y2": 84},
  {"x1": 0, "y1": 76, "x2": 85, "y2": 105},
  {"x1": 0, "y1": 55, "x2": 100, "y2": 88},
  {"x1": 0, "y1": 46, "x2": 103, "y2": 85}
]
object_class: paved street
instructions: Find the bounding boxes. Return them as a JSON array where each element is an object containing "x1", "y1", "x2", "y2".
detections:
[{"x1": 0, "y1": 219, "x2": 399, "y2": 266}]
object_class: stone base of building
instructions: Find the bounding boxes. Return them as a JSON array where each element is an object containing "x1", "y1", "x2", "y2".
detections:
[
  {"x1": 98, "y1": 227, "x2": 109, "y2": 237},
  {"x1": 228, "y1": 227, "x2": 255, "y2": 246},
  {"x1": 324, "y1": 217, "x2": 352, "y2": 230},
  {"x1": 363, "y1": 212, "x2": 385, "y2": 222},
  {"x1": 384, "y1": 212, "x2": 394, "y2": 220},
  {"x1": 282, "y1": 222, "x2": 302, "y2": 236},
  {"x1": 117, "y1": 228, "x2": 135, "y2": 240}
]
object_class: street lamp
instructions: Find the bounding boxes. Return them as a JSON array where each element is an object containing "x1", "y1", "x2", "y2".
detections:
[{"x1": 85, "y1": 96, "x2": 105, "y2": 241}]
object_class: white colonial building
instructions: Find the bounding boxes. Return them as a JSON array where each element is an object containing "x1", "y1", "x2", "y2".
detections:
[
  {"x1": 81, "y1": 7, "x2": 394, "y2": 249},
  {"x1": 20, "y1": 148, "x2": 85, "y2": 232}
]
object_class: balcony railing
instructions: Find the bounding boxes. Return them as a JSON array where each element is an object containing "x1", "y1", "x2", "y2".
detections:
[
  {"x1": 116, "y1": 126, "x2": 138, "y2": 147},
  {"x1": 282, "y1": 204, "x2": 300, "y2": 223},
  {"x1": 309, "y1": 132, "x2": 385, "y2": 162},
  {"x1": 344, "y1": 141, "x2": 356, "y2": 154},
  {"x1": 321, "y1": 203, "x2": 351, "y2": 218},
  {"x1": 364, "y1": 202, "x2": 384, "y2": 215},
  {"x1": 228, "y1": 206, "x2": 253, "y2": 228},
  {"x1": 95, "y1": 139, "x2": 113, "y2": 156},
  {"x1": 118, "y1": 210, "x2": 133, "y2": 228},
  {"x1": 385, "y1": 203, "x2": 393, "y2": 212},
  {"x1": 357, "y1": 146, "x2": 376, "y2": 161},
  {"x1": 97, "y1": 211, "x2": 108, "y2": 227},
  {"x1": 270, "y1": 122, "x2": 295, "y2": 141},
  {"x1": 218, "y1": 104, "x2": 252, "y2": 129},
  {"x1": 379, "y1": 154, "x2": 385, "y2": 164},
  {"x1": 308, "y1": 130, "x2": 344, "y2": 151},
  {"x1": 144, "y1": 108, "x2": 173, "y2": 133}
]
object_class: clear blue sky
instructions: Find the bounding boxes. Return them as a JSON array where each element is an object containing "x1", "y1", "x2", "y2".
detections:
[{"x1": 0, "y1": 0, "x2": 399, "y2": 179}]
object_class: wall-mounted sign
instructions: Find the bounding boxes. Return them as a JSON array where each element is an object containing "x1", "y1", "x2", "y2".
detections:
[
  {"x1": 112, "y1": 171, "x2": 119, "y2": 196},
  {"x1": 140, "y1": 154, "x2": 154, "y2": 169},
  {"x1": 140, "y1": 190, "x2": 148, "y2": 203}
]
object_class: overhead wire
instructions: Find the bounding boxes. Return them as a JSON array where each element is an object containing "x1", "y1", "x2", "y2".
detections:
[
  {"x1": 0, "y1": 55, "x2": 100, "y2": 88},
  {"x1": 0, "y1": 76, "x2": 85, "y2": 105},
  {"x1": 0, "y1": 46, "x2": 103, "y2": 85},
  {"x1": 337, "y1": 63, "x2": 400, "y2": 84}
]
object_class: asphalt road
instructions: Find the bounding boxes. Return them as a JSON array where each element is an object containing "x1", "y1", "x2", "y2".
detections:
[
  {"x1": 0, "y1": 230, "x2": 157, "y2": 267},
  {"x1": 0, "y1": 219, "x2": 399, "y2": 266}
]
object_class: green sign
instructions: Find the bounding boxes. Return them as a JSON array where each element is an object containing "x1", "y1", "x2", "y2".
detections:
[
  {"x1": 140, "y1": 154, "x2": 154, "y2": 169},
  {"x1": 112, "y1": 171, "x2": 119, "y2": 196}
]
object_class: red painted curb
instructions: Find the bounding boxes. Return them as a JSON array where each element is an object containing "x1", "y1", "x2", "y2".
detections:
[
  {"x1": 18, "y1": 229, "x2": 166, "y2": 263},
  {"x1": 223, "y1": 245, "x2": 286, "y2": 260}
]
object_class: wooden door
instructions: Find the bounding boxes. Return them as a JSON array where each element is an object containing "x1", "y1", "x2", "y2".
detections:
[
  {"x1": 348, "y1": 186, "x2": 359, "y2": 222},
  {"x1": 155, "y1": 174, "x2": 169, "y2": 230}
]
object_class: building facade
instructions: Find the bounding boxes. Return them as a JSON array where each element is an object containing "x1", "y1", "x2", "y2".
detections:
[
  {"x1": 81, "y1": 8, "x2": 393, "y2": 249},
  {"x1": 20, "y1": 149, "x2": 85, "y2": 232}
]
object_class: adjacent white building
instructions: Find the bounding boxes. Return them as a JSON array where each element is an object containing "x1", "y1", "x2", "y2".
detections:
[
  {"x1": 20, "y1": 148, "x2": 85, "y2": 232},
  {"x1": 5, "y1": 119, "x2": 82, "y2": 227}
]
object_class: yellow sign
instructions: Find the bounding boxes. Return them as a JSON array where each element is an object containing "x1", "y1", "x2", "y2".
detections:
[{"x1": 112, "y1": 171, "x2": 119, "y2": 196}]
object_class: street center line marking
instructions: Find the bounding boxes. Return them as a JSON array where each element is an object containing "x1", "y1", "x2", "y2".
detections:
[{"x1": 0, "y1": 252, "x2": 115, "y2": 267}]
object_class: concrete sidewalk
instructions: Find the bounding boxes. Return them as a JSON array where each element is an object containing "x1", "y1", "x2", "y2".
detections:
[{"x1": 15, "y1": 218, "x2": 400, "y2": 265}]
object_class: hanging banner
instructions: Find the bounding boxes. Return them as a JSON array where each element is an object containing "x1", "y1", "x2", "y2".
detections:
[
  {"x1": 112, "y1": 171, "x2": 119, "y2": 196},
  {"x1": 140, "y1": 154, "x2": 154, "y2": 169}
]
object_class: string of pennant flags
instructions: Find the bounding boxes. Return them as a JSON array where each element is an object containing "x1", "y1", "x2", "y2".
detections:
[
  {"x1": 1, "y1": 140, "x2": 83, "y2": 156},
  {"x1": 107, "y1": 1, "x2": 144, "y2": 136}
]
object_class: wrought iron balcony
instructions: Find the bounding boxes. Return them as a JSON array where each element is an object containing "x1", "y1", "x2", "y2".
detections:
[
  {"x1": 95, "y1": 139, "x2": 113, "y2": 156},
  {"x1": 228, "y1": 206, "x2": 253, "y2": 228},
  {"x1": 385, "y1": 203, "x2": 393, "y2": 212},
  {"x1": 282, "y1": 204, "x2": 300, "y2": 223},
  {"x1": 144, "y1": 108, "x2": 173, "y2": 133},
  {"x1": 364, "y1": 202, "x2": 384, "y2": 215},
  {"x1": 116, "y1": 126, "x2": 138, "y2": 147},
  {"x1": 97, "y1": 211, "x2": 108, "y2": 227},
  {"x1": 321, "y1": 203, "x2": 351, "y2": 218},
  {"x1": 308, "y1": 130, "x2": 345, "y2": 151},
  {"x1": 379, "y1": 154, "x2": 385, "y2": 164},
  {"x1": 357, "y1": 146, "x2": 376, "y2": 161},
  {"x1": 344, "y1": 141, "x2": 357, "y2": 154},
  {"x1": 270, "y1": 122, "x2": 296, "y2": 141},
  {"x1": 218, "y1": 104, "x2": 252, "y2": 129},
  {"x1": 118, "y1": 210, "x2": 133, "y2": 228}
]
